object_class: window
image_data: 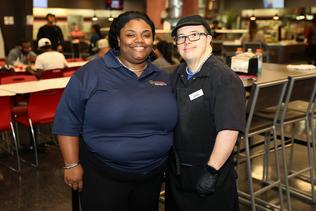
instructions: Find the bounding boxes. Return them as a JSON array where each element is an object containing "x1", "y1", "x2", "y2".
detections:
[
  {"x1": 33, "y1": 0, "x2": 48, "y2": 8},
  {"x1": 263, "y1": 0, "x2": 284, "y2": 9}
]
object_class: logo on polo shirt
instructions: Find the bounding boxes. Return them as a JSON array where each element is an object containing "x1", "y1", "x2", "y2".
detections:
[{"x1": 149, "y1": 80, "x2": 167, "y2": 86}]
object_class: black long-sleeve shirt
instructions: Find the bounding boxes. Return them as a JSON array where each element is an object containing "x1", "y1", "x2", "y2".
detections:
[{"x1": 37, "y1": 24, "x2": 64, "y2": 50}]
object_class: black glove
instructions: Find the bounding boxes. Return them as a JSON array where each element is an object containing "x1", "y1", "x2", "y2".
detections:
[{"x1": 196, "y1": 165, "x2": 219, "y2": 196}]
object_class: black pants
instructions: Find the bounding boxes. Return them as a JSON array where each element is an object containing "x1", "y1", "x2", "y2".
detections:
[
  {"x1": 72, "y1": 43, "x2": 80, "y2": 58},
  {"x1": 165, "y1": 156, "x2": 239, "y2": 211},
  {"x1": 79, "y1": 144, "x2": 165, "y2": 211}
]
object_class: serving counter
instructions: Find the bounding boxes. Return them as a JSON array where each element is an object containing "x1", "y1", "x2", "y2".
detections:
[
  {"x1": 241, "y1": 63, "x2": 316, "y2": 87},
  {"x1": 266, "y1": 41, "x2": 306, "y2": 64},
  {"x1": 220, "y1": 40, "x2": 306, "y2": 64}
]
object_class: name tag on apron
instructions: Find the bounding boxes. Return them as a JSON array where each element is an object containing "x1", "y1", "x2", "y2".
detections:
[{"x1": 189, "y1": 89, "x2": 204, "y2": 101}]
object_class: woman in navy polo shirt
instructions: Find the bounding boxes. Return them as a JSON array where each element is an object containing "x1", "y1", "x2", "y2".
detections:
[{"x1": 53, "y1": 11, "x2": 178, "y2": 211}]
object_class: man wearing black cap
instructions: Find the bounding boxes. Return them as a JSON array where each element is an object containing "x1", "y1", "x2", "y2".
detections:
[{"x1": 165, "y1": 15, "x2": 245, "y2": 211}]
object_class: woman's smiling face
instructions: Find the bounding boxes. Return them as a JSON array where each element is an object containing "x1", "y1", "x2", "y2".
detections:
[{"x1": 118, "y1": 19, "x2": 153, "y2": 65}]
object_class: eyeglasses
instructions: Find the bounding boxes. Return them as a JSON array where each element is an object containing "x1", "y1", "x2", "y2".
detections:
[{"x1": 174, "y1": 32, "x2": 208, "y2": 45}]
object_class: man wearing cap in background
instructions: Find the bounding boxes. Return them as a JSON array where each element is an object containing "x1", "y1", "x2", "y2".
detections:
[
  {"x1": 34, "y1": 38, "x2": 67, "y2": 72},
  {"x1": 165, "y1": 15, "x2": 245, "y2": 211},
  {"x1": 86, "y1": 38, "x2": 110, "y2": 61}
]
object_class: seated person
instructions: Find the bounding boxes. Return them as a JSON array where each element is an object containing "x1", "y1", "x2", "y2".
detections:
[
  {"x1": 87, "y1": 38, "x2": 110, "y2": 61},
  {"x1": 34, "y1": 38, "x2": 68, "y2": 71},
  {"x1": 6, "y1": 40, "x2": 37, "y2": 65},
  {"x1": 152, "y1": 40, "x2": 179, "y2": 68}
]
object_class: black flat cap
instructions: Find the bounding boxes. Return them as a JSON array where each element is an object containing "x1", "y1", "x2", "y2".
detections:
[{"x1": 171, "y1": 15, "x2": 212, "y2": 37}]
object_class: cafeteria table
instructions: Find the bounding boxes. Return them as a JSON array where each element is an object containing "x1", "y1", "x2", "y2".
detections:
[
  {"x1": 67, "y1": 61, "x2": 88, "y2": 68},
  {"x1": 0, "y1": 77, "x2": 70, "y2": 94},
  {"x1": 0, "y1": 89, "x2": 15, "y2": 96}
]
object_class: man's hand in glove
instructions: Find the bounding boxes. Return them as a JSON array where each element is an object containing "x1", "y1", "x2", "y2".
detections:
[{"x1": 196, "y1": 165, "x2": 219, "y2": 196}]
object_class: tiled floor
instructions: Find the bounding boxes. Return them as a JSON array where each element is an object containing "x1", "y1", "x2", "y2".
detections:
[
  {"x1": 1, "y1": 123, "x2": 316, "y2": 211},
  {"x1": 0, "y1": 146, "x2": 71, "y2": 211}
]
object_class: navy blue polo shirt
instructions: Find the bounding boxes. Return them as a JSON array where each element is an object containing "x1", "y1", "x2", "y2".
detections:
[{"x1": 53, "y1": 50, "x2": 178, "y2": 173}]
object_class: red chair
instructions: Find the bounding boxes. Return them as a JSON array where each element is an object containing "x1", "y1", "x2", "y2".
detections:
[
  {"x1": 63, "y1": 70, "x2": 76, "y2": 77},
  {"x1": 15, "y1": 89, "x2": 64, "y2": 166},
  {"x1": 63, "y1": 66, "x2": 79, "y2": 77},
  {"x1": 66, "y1": 58, "x2": 85, "y2": 62},
  {"x1": 40, "y1": 69, "x2": 64, "y2": 79},
  {"x1": 0, "y1": 72, "x2": 29, "y2": 80},
  {"x1": 0, "y1": 96, "x2": 21, "y2": 172},
  {"x1": 0, "y1": 75, "x2": 37, "y2": 84},
  {"x1": 0, "y1": 75, "x2": 37, "y2": 117},
  {"x1": 0, "y1": 58, "x2": 6, "y2": 66}
]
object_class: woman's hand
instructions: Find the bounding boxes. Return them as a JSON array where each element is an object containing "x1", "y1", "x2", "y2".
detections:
[{"x1": 64, "y1": 164, "x2": 84, "y2": 192}]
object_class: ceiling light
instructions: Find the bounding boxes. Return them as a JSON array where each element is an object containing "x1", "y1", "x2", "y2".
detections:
[
  {"x1": 273, "y1": 14, "x2": 279, "y2": 20},
  {"x1": 296, "y1": 15, "x2": 305, "y2": 21},
  {"x1": 92, "y1": 10, "x2": 98, "y2": 21},
  {"x1": 306, "y1": 14, "x2": 313, "y2": 20},
  {"x1": 250, "y1": 15, "x2": 256, "y2": 21},
  {"x1": 92, "y1": 15, "x2": 98, "y2": 21}
]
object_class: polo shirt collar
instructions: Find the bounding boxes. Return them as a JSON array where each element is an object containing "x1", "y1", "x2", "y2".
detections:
[
  {"x1": 177, "y1": 54, "x2": 214, "y2": 79},
  {"x1": 103, "y1": 49, "x2": 121, "y2": 69}
]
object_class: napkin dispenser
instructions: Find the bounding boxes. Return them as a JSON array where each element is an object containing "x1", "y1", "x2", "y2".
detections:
[{"x1": 230, "y1": 54, "x2": 258, "y2": 75}]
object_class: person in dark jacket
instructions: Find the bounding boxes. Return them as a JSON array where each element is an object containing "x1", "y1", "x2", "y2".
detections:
[
  {"x1": 53, "y1": 11, "x2": 178, "y2": 211},
  {"x1": 304, "y1": 15, "x2": 316, "y2": 65},
  {"x1": 89, "y1": 24, "x2": 102, "y2": 55},
  {"x1": 165, "y1": 15, "x2": 246, "y2": 211},
  {"x1": 37, "y1": 13, "x2": 64, "y2": 51}
]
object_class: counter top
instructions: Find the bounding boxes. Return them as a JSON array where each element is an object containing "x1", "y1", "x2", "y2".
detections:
[
  {"x1": 221, "y1": 40, "x2": 304, "y2": 47},
  {"x1": 241, "y1": 63, "x2": 316, "y2": 87}
]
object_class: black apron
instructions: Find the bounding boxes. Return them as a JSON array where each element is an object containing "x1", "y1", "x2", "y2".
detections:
[{"x1": 166, "y1": 73, "x2": 239, "y2": 211}]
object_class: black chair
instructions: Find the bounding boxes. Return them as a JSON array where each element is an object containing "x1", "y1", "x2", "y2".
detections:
[
  {"x1": 79, "y1": 41, "x2": 90, "y2": 58},
  {"x1": 63, "y1": 41, "x2": 74, "y2": 58}
]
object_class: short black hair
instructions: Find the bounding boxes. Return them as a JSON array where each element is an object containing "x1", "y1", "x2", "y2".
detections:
[
  {"x1": 46, "y1": 13, "x2": 55, "y2": 20},
  {"x1": 108, "y1": 11, "x2": 155, "y2": 50},
  {"x1": 19, "y1": 39, "x2": 31, "y2": 46},
  {"x1": 92, "y1": 23, "x2": 102, "y2": 38},
  {"x1": 40, "y1": 45, "x2": 51, "y2": 50}
]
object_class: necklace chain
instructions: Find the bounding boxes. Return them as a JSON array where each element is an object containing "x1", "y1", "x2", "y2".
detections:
[{"x1": 116, "y1": 57, "x2": 148, "y2": 72}]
